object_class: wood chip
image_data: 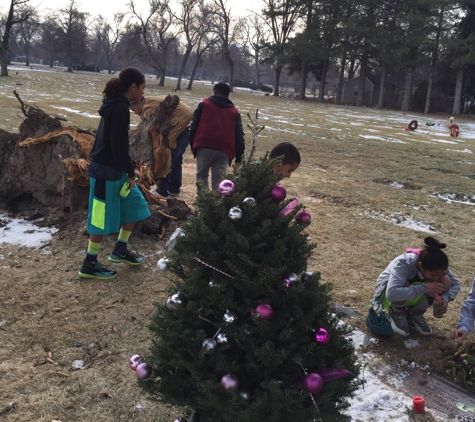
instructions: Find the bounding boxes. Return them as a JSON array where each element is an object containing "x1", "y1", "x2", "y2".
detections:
[
  {"x1": 47, "y1": 351, "x2": 53, "y2": 359},
  {"x1": 91, "y1": 352, "x2": 104, "y2": 361},
  {"x1": 56, "y1": 371, "x2": 69, "y2": 377},
  {"x1": 153, "y1": 288, "x2": 165, "y2": 292},
  {"x1": 111, "y1": 326, "x2": 118, "y2": 333},
  {"x1": 51, "y1": 308, "x2": 63, "y2": 312},
  {"x1": 46, "y1": 358, "x2": 54, "y2": 364}
]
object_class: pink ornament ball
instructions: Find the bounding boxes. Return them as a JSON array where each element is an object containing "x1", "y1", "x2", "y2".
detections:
[
  {"x1": 135, "y1": 362, "x2": 153, "y2": 380},
  {"x1": 128, "y1": 354, "x2": 141, "y2": 371},
  {"x1": 221, "y1": 373, "x2": 240, "y2": 389},
  {"x1": 218, "y1": 179, "x2": 235, "y2": 196},
  {"x1": 295, "y1": 209, "x2": 311, "y2": 225},
  {"x1": 315, "y1": 328, "x2": 330, "y2": 345},
  {"x1": 255, "y1": 303, "x2": 274, "y2": 320},
  {"x1": 304, "y1": 373, "x2": 324, "y2": 394},
  {"x1": 270, "y1": 184, "x2": 287, "y2": 202}
]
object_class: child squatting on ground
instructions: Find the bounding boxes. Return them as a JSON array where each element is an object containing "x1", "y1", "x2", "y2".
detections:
[
  {"x1": 373, "y1": 237, "x2": 461, "y2": 336},
  {"x1": 451, "y1": 279, "x2": 475, "y2": 340},
  {"x1": 269, "y1": 142, "x2": 301, "y2": 178},
  {"x1": 78, "y1": 67, "x2": 151, "y2": 280}
]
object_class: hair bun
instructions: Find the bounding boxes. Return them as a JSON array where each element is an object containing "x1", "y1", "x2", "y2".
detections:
[{"x1": 424, "y1": 236, "x2": 446, "y2": 250}]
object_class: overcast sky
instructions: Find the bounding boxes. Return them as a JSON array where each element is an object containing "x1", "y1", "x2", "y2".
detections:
[{"x1": 22, "y1": 0, "x2": 265, "y2": 22}]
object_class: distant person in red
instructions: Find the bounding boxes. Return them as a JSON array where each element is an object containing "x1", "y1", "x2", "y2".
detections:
[{"x1": 189, "y1": 82, "x2": 245, "y2": 193}]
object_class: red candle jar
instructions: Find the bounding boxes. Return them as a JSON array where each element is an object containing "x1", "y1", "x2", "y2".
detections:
[{"x1": 412, "y1": 396, "x2": 425, "y2": 414}]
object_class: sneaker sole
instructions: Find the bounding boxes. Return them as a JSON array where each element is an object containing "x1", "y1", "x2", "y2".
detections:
[
  {"x1": 108, "y1": 257, "x2": 143, "y2": 266},
  {"x1": 78, "y1": 271, "x2": 118, "y2": 280},
  {"x1": 409, "y1": 321, "x2": 432, "y2": 335},
  {"x1": 388, "y1": 318, "x2": 410, "y2": 336}
]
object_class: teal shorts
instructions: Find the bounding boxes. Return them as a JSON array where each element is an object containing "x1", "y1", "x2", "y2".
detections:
[{"x1": 87, "y1": 174, "x2": 151, "y2": 236}]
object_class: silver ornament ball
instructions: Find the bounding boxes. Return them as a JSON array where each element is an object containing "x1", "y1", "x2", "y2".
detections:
[
  {"x1": 157, "y1": 257, "x2": 169, "y2": 271},
  {"x1": 286, "y1": 272, "x2": 298, "y2": 283},
  {"x1": 228, "y1": 206, "x2": 242, "y2": 220},
  {"x1": 243, "y1": 197, "x2": 257, "y2": 208},
  {"x1": 166, "y1": 293, "x2": 183, "y2": 310},
  {"x1": 202, "y1": 338, "x2": 218, "y2": 354}
]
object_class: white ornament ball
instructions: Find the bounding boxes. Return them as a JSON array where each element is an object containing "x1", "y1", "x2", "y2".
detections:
[{"x1": 157, "y1": 257, "x2": 169, "y2": 271}]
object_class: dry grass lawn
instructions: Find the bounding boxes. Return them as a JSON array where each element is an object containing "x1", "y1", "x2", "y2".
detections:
[{"x1": 1, "y1": 64, "x2": 475, "y2": 421}]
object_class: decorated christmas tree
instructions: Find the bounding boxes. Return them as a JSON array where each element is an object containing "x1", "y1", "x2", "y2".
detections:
[{"x1": 136, "y1": 125, "x2": 362, "y2": 421}]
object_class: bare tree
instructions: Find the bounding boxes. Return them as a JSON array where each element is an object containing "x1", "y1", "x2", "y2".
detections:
[
  {"x1": 89, "y1": 15, "x2": 105, "y2": 72},
  {"x1": 16, "y1": 3, "x2": 40, "y2": 66},
  {"x1": 129, "y1": 0, "x2": 178, "y2": 86},
  {"x1": 57, "y1": 0, "x2": 89, "y2": 72},
  {"x1": 186, "y1": 28, "x2": 217, "y2": 90},
  {"x1": 38, "y1": 16, "x2": 62, "y2": 67},
  {"x1": 103, "y1": 13, "x2": 125, "y2": 74},
  {"x1": 1, "y1": 0, "x2": 32, "y2": 76},
  {"x1": 261, "y1": 0, "x2": 303, "y2": 96},
  {"x1": 210, "y1": 0, "x2": 243, "y2": 91},
  {"x1": 172, "y1": 0, "x2": 206, "y2": 91},
  {"x1": 244, "y1": 14, "x2": 271, "y2": 90}
]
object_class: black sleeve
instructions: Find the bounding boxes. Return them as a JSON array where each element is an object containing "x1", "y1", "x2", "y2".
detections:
[
  {"x1": 110, "y1": 103, "x2": 135, "y2": 177},
  {"x1": 234, "y1": 113, "x2": 245, "y2": 163},
  {"x1": 189, "y1": 102, "x2": 203, "y2": 152}
]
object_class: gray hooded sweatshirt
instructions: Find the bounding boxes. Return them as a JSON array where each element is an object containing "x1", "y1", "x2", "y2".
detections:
[
  {"x1": 457, "y1": 279, "x2": 475, "y2": 334},
  {"x1": 373, "y1": 252, "x2": 460, "y2": 304}
]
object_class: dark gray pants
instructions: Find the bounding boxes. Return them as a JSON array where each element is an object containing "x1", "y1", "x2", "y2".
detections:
[{"x1": 195, "y1": 148, "x2": 229, "y2": 193}]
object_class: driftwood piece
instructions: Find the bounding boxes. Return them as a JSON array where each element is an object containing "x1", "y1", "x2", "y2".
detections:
[{"x1": 129, "y1": 95, "x2": 179, "y2": 179}]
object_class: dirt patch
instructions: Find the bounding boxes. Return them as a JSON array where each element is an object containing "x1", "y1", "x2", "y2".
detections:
[{"x1": 303, "y1": 191, "x2": 351, "y2": 206}]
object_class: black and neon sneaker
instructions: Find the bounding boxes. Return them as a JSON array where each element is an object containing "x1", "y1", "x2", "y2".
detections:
[
  {"x1": 388, "y1": 307, "x2": 410, "y2": 336},
  {"x1": 408, "y1": 310, "x2": 432, "y2": 335},
  {"x1": 108, "y1": 248, "x2": 144, "y2": 265},
  {"x1": 78, "y1": 260, "x2": 118, "y2": 280}
]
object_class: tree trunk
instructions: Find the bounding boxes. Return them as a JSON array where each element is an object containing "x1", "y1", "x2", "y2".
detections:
[
  {"x1": 254, "y1": 52, "x2": 260, "y2": 89},
  {"x1": 401, "y1": 67, "x2": 414, "y2": 111},
  {"x1": 347, "y1": 56, "x2": 356, "y2": 80},
  {"x1": 159, "y1": 73, "x2": 166, "y2": 86},
  {"x1": 424, "y1": 68, "x2": 433, "y2": 114},
  {"x1": 25, "y1": 43, "x2": 30, "y2": 66},
  {"x1": 298, "y1": 60, "x2": 308, "y2": 100},
  {"x1": 176, "y1": 47, "x2": 192, "y2": 91},
  {"x1": 452, "y1": 69, "x2": 463, "y2": 116},
  {"x1": 377, "y1": 66, "x2": 387, "y2": 109},
  {"x1": 187, "y1": 57, "x2": 201, "y2": 90},
  {"x1": 356, "y1": 54, "x2": 367, "y2": 107},
  {"x1": 225, "y1": 54, "x2": 234, "y2": 92},
  {"x1": 335, "y1": 52, "x2": 347, "y2": 105},
  {"x1": 273, "y1": 64, "x2": 283, "y2": 97},
  {"x1": 318, "y1": 59, "x2": 329, "y2": 103},
  {"x1": 0, "y1": 0, "x2": 16, "y2": 77}
]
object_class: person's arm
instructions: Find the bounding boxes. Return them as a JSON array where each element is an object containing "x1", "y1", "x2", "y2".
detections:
[
  {"x1": 234, "y1": 113, "x2": 245, "y2": 163},
  {"x1": 189, "y1": 102, "x2": 203, "y2": 152},
  {"x1": 110, "y1": 103, "x2": 135, "y2": 177},
  {"x1": 385, "y1": 258, "x2": 428, "y2": 302},
  {"x1": 455, "y1": 279, "x2": 475, "y2": 337},
  {"x1": 441, "y1": 268, "x2": 461, "y2": 303}
]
